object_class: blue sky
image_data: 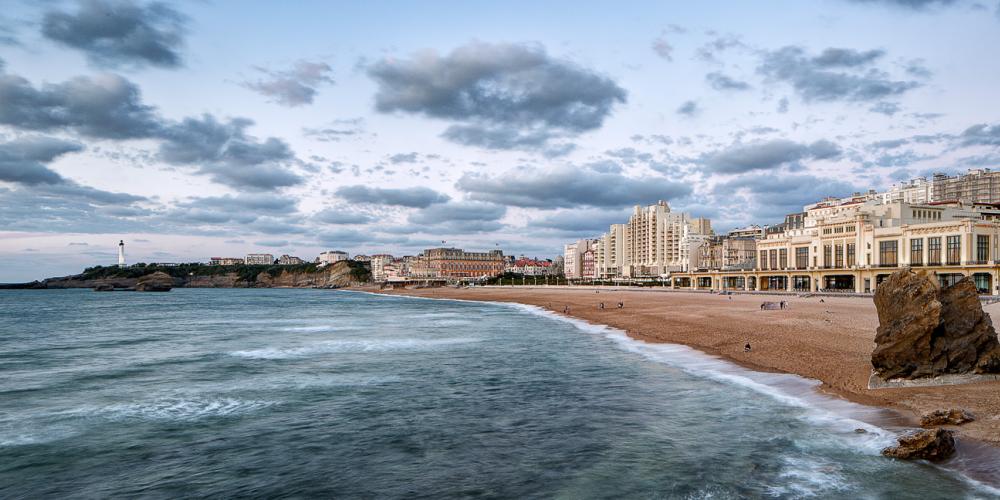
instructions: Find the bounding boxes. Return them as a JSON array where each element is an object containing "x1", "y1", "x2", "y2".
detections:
[{"x1": 1, "y1": 0, "x2": 1000, "y2": 281}]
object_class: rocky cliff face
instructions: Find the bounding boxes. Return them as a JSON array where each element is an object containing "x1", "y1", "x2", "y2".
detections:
[
  {"x1": 25, "y1": 261, "x2": 366, "y2": 290},
  {"x1": 872, "y1": 270, "x2": 1000, "y2": 380}
]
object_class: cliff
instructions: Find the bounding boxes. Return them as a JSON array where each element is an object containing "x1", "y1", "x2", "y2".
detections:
[{"x1": 3, "y1": 260, "x2": 371, "y2": 290}]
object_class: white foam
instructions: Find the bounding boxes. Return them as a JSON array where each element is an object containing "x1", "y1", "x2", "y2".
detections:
[
  {"x1": 96, "y1": 397, "x2": 274, "y2": 421},
  {"x1": 229, "y1": 337, "x2": 480, "y2": 360},
  {"x1": 767, "y1": 456, "x2": 849, "y2": 498}
]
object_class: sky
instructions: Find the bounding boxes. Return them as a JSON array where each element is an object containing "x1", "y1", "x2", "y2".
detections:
[{"x1": 1, "y1": 0, "x2": 1000, "y2": 282}]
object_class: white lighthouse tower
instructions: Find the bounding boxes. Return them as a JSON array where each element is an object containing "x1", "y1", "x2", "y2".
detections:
[{"x1": 118, "y1": 240, "x2": 126, "y2": 268}]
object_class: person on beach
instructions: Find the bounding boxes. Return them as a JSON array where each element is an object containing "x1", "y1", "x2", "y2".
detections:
[
  {"x1": 780, "y1": 300, "x2": 786, "y2": 310},
  {"x1": 599, "y1": 302, "x2": 604, "y2": 310},
  {"x1": 760, "y1": 303, "x2": 765, "y2": 310},
  {"x1": 618, "y1": 301, "x2": 624, "y2": 309},
  {"x1": 744, "y1": 343, "x2": 751, "y2": 352}
]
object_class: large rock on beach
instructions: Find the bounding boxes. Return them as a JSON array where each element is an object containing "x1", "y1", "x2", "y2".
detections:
[
  {"x1": 920, "y1": 409, "x2": 976, "y2": 427},
  {"x1": 881, "y1": 428, "x2": 956, "y2": 462},
  {"x1": 135, "y1": 272, "x2": 174, "y2": 292},
  {"x1": 872, "y1": 270, "x2": 1000, "y2": 379}
]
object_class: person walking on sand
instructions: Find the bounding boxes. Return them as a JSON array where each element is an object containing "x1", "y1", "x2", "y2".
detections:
[
  {"x1": 599, "y1": 302, "x2": 605, "y2": 310},
  {"x1": 745, "y1": 343, "x2": 752, "y2": 352},
  {"x1": 617, "y1": 301, "x2": 624, "y2": 309}
]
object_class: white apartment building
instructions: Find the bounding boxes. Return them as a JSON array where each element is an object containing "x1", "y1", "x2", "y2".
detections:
[
  {"x1": 317, "y1": 250, "x2": 349, "y2": 265},
  {"x1": 245, "y1": 253, "x2": 274, "y2": 265}
]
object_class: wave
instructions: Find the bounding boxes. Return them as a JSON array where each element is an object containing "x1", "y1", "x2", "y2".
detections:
[
  {"x1": 229, "y1": 337, "x2": 480, "y2": 360},
  {"x1": 94, "y1": 397, "x2": 274, "y2": 421}
]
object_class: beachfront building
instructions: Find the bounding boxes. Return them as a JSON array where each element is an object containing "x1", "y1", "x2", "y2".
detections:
[
  {"x1": 563, "y1": 239, "x2": 596, "y2": 279},
  {"x1": 370, "y1": 254, "x2": 394, "y2": 282},
  {"x1": 586, "y1": 201, "x2": 713, "y2": 279},
  {"x1": 411, "y1": 247, "x2": 506, "y2": 280},
  {"x1": 672, "y1": 198, "x2": 1000, "y2": 295},
  {"x1": 931, "y1": 169, "x2": 1000, "y2": 204},
  {"x1": 277, "y1": 255, "x2": 305, "y2": 265},
  {"x1": 506, "y1": 257, "x2": 554, "y2": 276},
  {"x1": 245, "y1": 253, "x2": 274, "y2": 265},
  {"x1": 317, "y1": 250, "x2": 349, "y2": 265},
  {"x1": 210, "y1": 257, "x2": 244, "y2": 266}
]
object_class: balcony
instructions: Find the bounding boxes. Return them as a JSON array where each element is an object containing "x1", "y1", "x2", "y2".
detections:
[
  {"x1": 910, "y1": 262, "x2": 924, "y2": 267},
  {"x1": 969, "y1": 260, "x2": 990, "y2": 265},
  {"x1": 876, "y1": 263, "x2": 899, "y2": 268}
]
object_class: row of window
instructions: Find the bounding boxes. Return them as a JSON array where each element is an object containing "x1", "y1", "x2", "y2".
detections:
[
  {"x1": 912, "y1": 209, "x2": 942, "y2": 220},
  {"x1": 759, "y1": 235, "x2": 992, "y2": 269},
  {"x1": 821, "y1": 225, "x2": 857, "y2": 235}
]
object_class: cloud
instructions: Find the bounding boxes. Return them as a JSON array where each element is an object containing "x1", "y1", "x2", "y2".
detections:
[
  {"x1": 158, "y1": 115, "x2": 302, "y2": 190},
  {"x1": 696, "y1": 34, "x2": 745, "y2": 62},
  {"x1": 758, "y1": 46, "x2": 920, "y2": 103},
  {"x1": 42, "y1": 0, "x2": 187, "y2": 69},
  {"x1": 388, "y1": 152, "x2": 419, "y2": 164},
  {"x1": 869, "y1": 101, "x2": 901, "y2": 115},
  {"x1": 181, "y1": 193, "x2": 297, "y2": 214},
  {"x1": 335, "y1": 185, "x2": 450, "y2": 208},
  {"x1": 844, "y1": 0, "x2": 958, "y2": 9},
  {"x1": 715, "y1": 173, "x2": 861, "y2": 220},
  {"x1": 253, "y1": 240, "x2": 288, "y2": 248},
  {"x1": 0, "y1": 136, "x2": 83, "y2": 185},
  {"x1": 701, "y1": 139, "x2": 842, "y2": 174},
  {"x1": 0, "y1": 72, "x2": 161, "y2": 139},
  {"x1": 528, "y1": 208, "x2": 630, "y2": 233},
  {"x1": 651, "y1": 36, "x2": 673, "y2": 61},
  {"x1": 368, "y1": 41, "x2": 626, "y2": 151},
  {"x1": 959, "y1": 123, "x2": 1000, "y2": 147},
  {"x1": 777, "y1": 97, "x2": 789, "y2": 113},
  {"x1": 241, "y1": 60, "x2": 334, "y2": 106},
  {"x1": 456, "y1": 165, "x2": 692, "y2": 209},
  {"x1": 705, "y1": 72, "x2": 751, "y2": 91},
  {"x1": 676, "y1": 100, "x2": 700, "y2": 116},
  {"x1": 313, "y1": 207, "x2": 374, "y2": 224},
  {"x1": 441, "y1": 124, "x2": 573, "y2": 156},
  {"x1": 407, "y1": 201, "x2": 507, "y2": 232}
]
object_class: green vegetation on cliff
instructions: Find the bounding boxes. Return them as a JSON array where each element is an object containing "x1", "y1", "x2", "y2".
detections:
[{"x1": 80, "y1": 260, "x2": 370, "y2": 284}]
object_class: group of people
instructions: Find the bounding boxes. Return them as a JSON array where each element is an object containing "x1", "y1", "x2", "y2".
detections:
[{"x1": 597, "y1": 301, "x2": 624, "y2": 310}]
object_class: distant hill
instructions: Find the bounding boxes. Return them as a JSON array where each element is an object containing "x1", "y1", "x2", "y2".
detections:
[{"x1": 0, "y1": 260, "x2": 372, "y2": 289}]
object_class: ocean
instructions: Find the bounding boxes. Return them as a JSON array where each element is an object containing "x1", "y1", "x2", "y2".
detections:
[{"x1": 1, "y1": 288, "x2": 998, "y2": 498}]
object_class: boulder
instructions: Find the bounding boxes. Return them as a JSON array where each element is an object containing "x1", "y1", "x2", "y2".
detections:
[
  {"x1": 882, "y1": 428, "x2": 956, "y2": 462},
  {"x1": 135, "y1": 272, "x2": 174, "y2": 292},
  {"x1": 872, "y1": 270, "x2": 1000, "y2": 379},
  {"x1": 920, "y1": 409, "x2": 976, "y2": 427}
]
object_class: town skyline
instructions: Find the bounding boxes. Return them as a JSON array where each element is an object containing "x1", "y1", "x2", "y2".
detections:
[{"x1": 3, "y1": 0, "x2": 1000, "y2": 282}]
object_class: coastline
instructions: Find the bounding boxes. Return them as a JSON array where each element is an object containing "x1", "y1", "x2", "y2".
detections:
[{"x1": 370, "y1": 286, "x2": 1000, "y2": 448}]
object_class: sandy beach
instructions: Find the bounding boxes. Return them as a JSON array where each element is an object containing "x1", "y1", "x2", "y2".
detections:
[{"x1": 378, "y1": 286, "x2": 1000, "y2": 445}]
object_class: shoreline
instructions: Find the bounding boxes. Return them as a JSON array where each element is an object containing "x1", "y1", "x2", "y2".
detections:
[{"x1": 368, "y1": 286, "x2": 1000, "y2": 446}]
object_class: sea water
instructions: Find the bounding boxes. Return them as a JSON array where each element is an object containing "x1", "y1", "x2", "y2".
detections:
[{"x1": 1, "y1": 288, "x2": 998, "y2": 498}]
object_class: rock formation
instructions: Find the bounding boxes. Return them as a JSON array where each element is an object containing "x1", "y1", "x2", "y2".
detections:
[
  {"x1": 920, "y1": 409, "x2": 976, "y2": 427},
  {"x1": 134, "y1": 272, "x2": 174, "y2": 292},
  {"x1": 882, "y1": 428, "x2": 956, "y2": 461},
  {"x1": 92, "y1": 283, "x2": 114, "y2": 292},
  {"x1": 872, "y1": 270, "x2": 1000, "y2": 379}
]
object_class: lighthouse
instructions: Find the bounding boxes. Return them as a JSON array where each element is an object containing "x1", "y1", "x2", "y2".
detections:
[{"x1": 118, "y1": 240, "x2": 126, "y2": 268}]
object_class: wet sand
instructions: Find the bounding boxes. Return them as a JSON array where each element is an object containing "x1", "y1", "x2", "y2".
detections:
[{"x1": 377, "y1": 286, "x2": 1000, "y2": 445}]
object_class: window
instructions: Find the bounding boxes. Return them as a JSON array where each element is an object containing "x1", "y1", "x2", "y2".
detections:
[
  {"x1": 779, "y1": 249, "x2": 788, "y2": 269},
  {"x1": 947, "y1": 235, "x2": 961, "y2": 265},
  {"x1": 928, "y1": 237, "x2": 941, "y2": 265},
  {"x1": 769, "y1": 249, "x2": 778, "y2": 270},
  {"x1": 835, "y1": 244, "x2": 844, "y2": 268},
  {"x1": 795, "y1": 247, "x2": 809, "y2": 269},
  {"x1": 847, "y1": 243, "x2": 856, "y2": 267},
  {"x1": 910, "y1": 238, "x2": 923, "y2": 265},
  {"x1": 760, "y1": 250, "x2": 767, "y2": 270},
  {"x1": 879, "y1": 240, "x2": 898, "y2": 267},
  {"x1": 977, "y1": 235, "x2": 990, "y2": 263},
  {"x1": 823, "y1": 245, "x2": 832, "y2": 268}
]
